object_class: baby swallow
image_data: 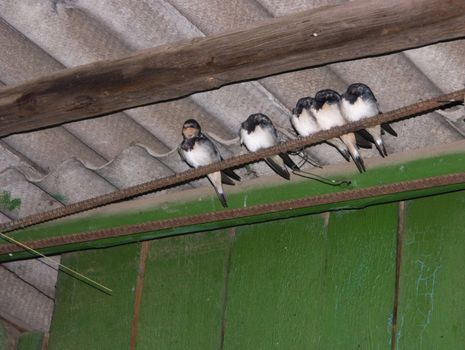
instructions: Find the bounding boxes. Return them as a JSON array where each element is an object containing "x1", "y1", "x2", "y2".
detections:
[
  {"x1": 179, "y1": 119, "x2": 240, "y2": 208},
  {"x1": 240, "y1": 113, "x2": 299, "y2": 180},
  {"x1": 292, "y1": 96, "x2": 351, "y2": 162},
  {"x1": 310, "y1": 89, "x2": 366, "y2": 172},
  {"x1": 341, "y1": 83, "x2": 397, "y2": 157}
]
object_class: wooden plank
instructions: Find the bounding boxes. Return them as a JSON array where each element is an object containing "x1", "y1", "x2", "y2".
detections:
[
  {"x1": 135, "y1": 230, "x2": 233, "y2": 350},
  {"x1": 129, "y1": 241, "x2": 150, "y2": 350},
  {"x1": 1, "y1": 0, "x2": 465, "y2": 137},
  {"x1": 222, "y1": 214, "x2": 328, "y2": 349},
  {"x1": 223, "y1": 204, "x2": 397, "y2": 349},
  {"x1": 395, "y1": 191, "x2": 465, "y2": 349},
  {"x1": 1, "y1": 145, "x2": 464, "y2": 262},
  {"x1": 17, "y1": 332, "x2": 44, "y2": 350},
  {"x1": 0, "y1": 321, "x2": 10, "y2": 350},
  {"x1": 47, "y1": 244, "x2": 140, "y2": 350},
  {"x1": 318, "y1": 204, "x2": 398, "y2": 348},
  {"x1": 0, "y1": 320, "x2": 20, "y2": 349}
]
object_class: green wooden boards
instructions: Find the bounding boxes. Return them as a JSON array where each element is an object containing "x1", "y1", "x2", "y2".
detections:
[
  {"x1": 0, "y1": 322, "x2": 8, "y2": 350},
  {"x1": 135, "y1": 230, "x2": 233, "y2": 350},
  {"x1": 46, "y1": 190, "x2": 465, "y2": 349},
  {"x1": 396, "y1": 191, "x2": 465, "y2": 349},
  {"x1": 223, "y1": 204, "x2": 398, "y2": 349},
  {"x1": 47, "y1": 244, "x2": 140, "y2": 350},
  {"x1": 319, "y1": 205, "x2": 397, "y2": 348},
  {"x1": 222, "y1": 214, "x2": 328, "y2": 349},
  {"x1": 16, "y1": 332, "x2": 43, "y2": 350}
]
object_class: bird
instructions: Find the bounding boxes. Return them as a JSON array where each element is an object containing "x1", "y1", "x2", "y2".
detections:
[
  {"x1": 179, "y1": 119, "x2": 240, "y2": 208},
  {"x1": 292, "y1": 96, "x2": 351, "y2": 162},
  {"x1": 340, "y1": 83, "x2": 397, "y2": 157},
  {"x1": 240, "y1": 113, "x2": 299, "y2": 180},
  {"x1": 310, "y1": 89, "x2": 366, "y2": 172}
]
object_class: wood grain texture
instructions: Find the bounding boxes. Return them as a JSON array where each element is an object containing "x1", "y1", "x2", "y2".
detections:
[
  {"x1": 0, "y1": 323, "x2": 5, "y2": 349},
  {"x1": 222, "y1": 205, "x2": 397, "y2": 349},
  {"x1": 320, "y1": 204, "x2": 398, "y2": 348},
  {"x1": 222, "y1": 214, "x2": 328, "y2": 349},
  {"x1": 395, "y1": 192, "x2": 465, "y2": 349},
  {"x1": 129, "y1": 241, "x2": 150, "y2": 350},
  {"x1": 47, "y1": 244, "x2": 140, "y2": 350},
  {"x1": 1, "y1": 0, "x2": 465, "y2": 137},
  {"x1": 42, "y1": 193, "x2": 465, "y2": 348},
  {"x1": 135, "y1": 230, "x2": 233, "y2": 350}
]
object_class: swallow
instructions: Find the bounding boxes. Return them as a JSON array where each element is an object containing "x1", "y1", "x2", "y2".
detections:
[
  {"x1": 292, "y1": 96, "x2": 351, "y2": 162},
  {"x1": 341, "y1": 83, "x2": 397, "y2": 157},
  {"x1": 310, "y1": 89, "x2": 366, "y2": 173},
  {"x1": 179, "y1": 119, "x2": 240, "y2": 208},
  {"x1": 240, "y1": 113, "x2": 299, "y2": 180}
]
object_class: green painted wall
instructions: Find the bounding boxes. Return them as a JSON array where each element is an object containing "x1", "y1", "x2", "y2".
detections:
[
  {"x1": 396, "y1": 191, "x2": 465, "y2": 349},
  {"x1": 0, "y1": 322, "x2": 8, "y2": 350},
  {"x1": 46, "y1": 189, "x2": 465, "y2": 349},
  {"x1": 136, "y1": 231, "x2": 233, "y2": 349},
  {"x1": 48, "y1": 244, "x2": 140, "y2": 350},
  {"x1": 222, "y1": 204, "x2": 397, "y2": 349},
  {"x1": 16, "y1": 332, "x2": 43, "y2": 350}
]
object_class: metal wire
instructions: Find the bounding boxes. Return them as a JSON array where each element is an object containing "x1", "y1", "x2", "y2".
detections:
[
  {"x1": 0, "y1": 88, "x2": 464, "y2": 235},
  {"x1": 1, "y1": 171, "x2": 464, "y2": 254}
]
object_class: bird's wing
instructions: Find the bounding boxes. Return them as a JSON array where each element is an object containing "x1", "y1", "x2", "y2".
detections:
[
  {"x1": 204, "y1": 134, "x2": 241, "y2": 183},
  {"x1": 265, "y1": 156, "x2": 291, "y2": 180},
  {"x1": 355, "y1": 129, "x2": 375, "y2": 147},
  {"x1": 222, "y1": 168, "x2": 241, "y2": 182},
  {"x1": 221, "y1": 172, "x2": 236, "y2": 186},
  {"x1": 279, "y1": 153, "x2": 299, "y2": 170},
  {"x1": 381, "y1": 123, "x2": 398, "y2": 136}
]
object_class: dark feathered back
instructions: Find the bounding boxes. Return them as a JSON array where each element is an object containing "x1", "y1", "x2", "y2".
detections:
[
  {"x1": 313, "y1": 89, "x2": 341, "y2": 110},
  {"x1": 241, "y1": 113, "x2": 273, "y2": 133},
  {"x1": 293, "y1": 96, "x2": 313, "y2": 115},
  {"x1": 343, "y1": 83, "x2": 377, "y2": 104}
]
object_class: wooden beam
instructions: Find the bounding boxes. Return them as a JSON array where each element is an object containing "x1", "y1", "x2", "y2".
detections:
[{"x1": 0, "y1": 0, "x2": 464, "y2": 137}]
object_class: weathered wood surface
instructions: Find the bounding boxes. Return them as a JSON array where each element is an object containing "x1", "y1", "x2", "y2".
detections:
[
  {"x1": 395, "y1": 192, "x2": 465, "y2": 349},
  {"x1": 1, "y1": 0, "x2": 465, "y2": 137},
  {"x1": 318, "y1": 205, "x2": 397, "y2": 348},
  {"x1": 223, "y1": 206, "x2": 397, "y2": 349},
  {"x1": 47, "y1": 244, "x2": 140, "y2": 350},
  {"x1": 222, "y1": 215, "x2": 328, "y2": 349},
  {"x1": 16, "y1": 332, "x2": 44, "y2": 350},
  {"x1": 45, "y1": 194, "x2": 465, "y2": 349},
  {"x1": 135, "y1": 231, "x2": 233, "y2": 350}
]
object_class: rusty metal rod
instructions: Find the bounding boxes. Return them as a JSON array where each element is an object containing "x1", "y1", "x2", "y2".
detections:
[
  {"x1": 0, "y1": 89, "x2": 464, "y2": 235},
  {"x1": 1, "y1": 172, "x2": 464, "y2": 254}
]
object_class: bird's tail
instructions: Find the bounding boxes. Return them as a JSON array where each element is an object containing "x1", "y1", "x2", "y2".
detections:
[
  {"x1": 381, "y1": 123, "x2": 398, "y2": 137},
  {"x1": 354, "y1": 130, "x2": 374, "y2": 149},
  {"x1": 279, "y1": 153, "x2": 299, "y2": 171},
  {"x1": 327, "y1": 138, "x2": 351, "y2": 162},
  {"x1": 374, "y1": 137, "x2": 387, "y2": 157},
  {"x1": 367, "y1": 126, "x2": 387, "y2": 157},
  {"x1": 221, "y1": 169, "x2": 241, "y2": 185},
  {"x1": 341, "y1": 134, "x2": 366, "y2": 173},
  {"x1": 265, "y1": 155, "x2": 291, "y2": 180},
  {"x1": 207, "y1": 172, "x2": 228, "y2": 207}
]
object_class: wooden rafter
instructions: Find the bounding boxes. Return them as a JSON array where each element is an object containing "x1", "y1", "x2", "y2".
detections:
[{"x1": 0, "y1": 0, "x2": 465, "y2": 137}]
